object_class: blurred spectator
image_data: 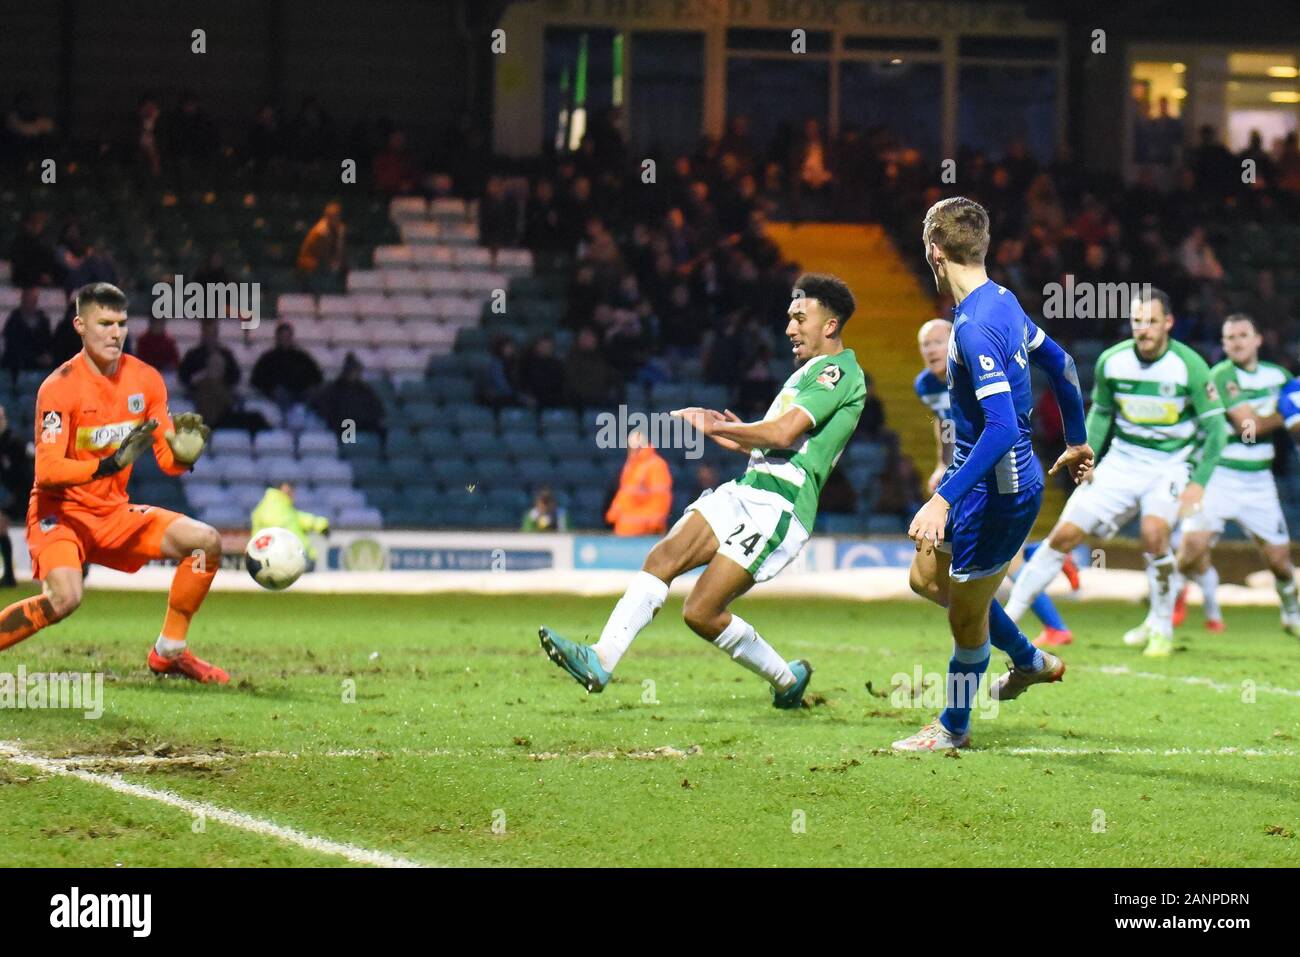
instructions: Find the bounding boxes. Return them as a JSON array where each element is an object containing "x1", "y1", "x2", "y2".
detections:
[
  {"x1": 791, "y1": 118, "x2": 834, "y2": 196},
  {"x1": 1277, "y1": 132, "x2": 1300, "y2": 195},
  {"x1": 719, "y1": 115, "x2": 757, "y2": 174},
  {"x1": 167, "y1": 92, "x2": 218, "y2": 159},
  {"x1": 56, "y1": 221, "x2": 118, "y2": 293},
  {"x1": 477, "y1": 334, "x2": 524, "y2": 408},
  {"x1": 193, "y1": 250, "x2": 231, "y2": 286},
  {"x1": 295, "y1": 201, "x2": 347, "y2": 289},
  {"x1": 2, "y1": 288, "x2": 54, "y2": 373},
  {"x1": 605, "y1": 430, "x2": 672, "y2": 536},
  {"x1": 373, "y1": 128, "x2": 418, "y2": 195},
  {"x1": 291, "y1": 97, "x2": 335, "y2": 163},
  {"x1": 521, "y1": 486, "x2": 567, "y2": 532},
  {"x1": 247, "y1": 103, "x2": 284, "y2": 166},
  {"x1": 8, "y1": 210, "x2": 60, "y2": 288},
  {"x1": 479, "y1": 176, "x2": 520, "y2": 260},
  {"x1": 251, "y1": 321, "x2": 323, "y2": 409},
  {"x1": 50, "y1": 299, "x2": 82, "y2": 366},
  {"x1": 819, "y1": 466, "x2": 858, "y2": 515},
  {"x1": 518, "y1": 335, "x2": 566, "y2": 408},
  {"x1": 734, "y1": 343, "x2": 776, "y2": 419},
  {"x1": 1189, "y1": 125, "x2": 1236, "y2": 198},
  {"x1": 692, "y1": 464, "x2": 720, "y2": 497},
  {"x1": 135, "y1": 94, "x2": 162, "y2": 177},
  {"x1": 524, "y1": 178, "x2": 567, "y2": 267},
  {"x1": 189, "y1": 347, "x2": 237, "y2": 428},
  {"x1": 180, "y1": 317, "x2": 241, "y2": 391},
  {"x1": 3, "y1": 93, "x2": 55, "y2": 160},
  {"x1": 135, "y1": 316, "x2": 180, "y2": 372},
  {"x1": 873, "y1": 449, "x2": 923, "y2": 518},
  {"x1": 0, "y1": 405, "x2": 33, "y2": 587},
  {"x1": 563, "y1": 327, "x2": 618, "y2": 408},
  {"x1": 312, "y1": 352, "x2": 386, "y2": 438},
  {"x1": 1179, "y1": 225, "x2": 1225, "y2": 283}
]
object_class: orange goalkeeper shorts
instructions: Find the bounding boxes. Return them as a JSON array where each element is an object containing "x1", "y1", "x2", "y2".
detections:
[{"x1": 27, "y1": 503, "x2": 184, "y2": 580}]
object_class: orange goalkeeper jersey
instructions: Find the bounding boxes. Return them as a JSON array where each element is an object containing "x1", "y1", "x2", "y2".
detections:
[{"x1": 28, "y1": 351, "x2": 188, "y2": 520}]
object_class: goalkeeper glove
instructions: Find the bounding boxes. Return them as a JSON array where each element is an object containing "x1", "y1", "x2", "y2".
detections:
[
  {"x1": 165, "y1": 412, "x2": 211, "y2": 467},
  {"x1": 93, "y1": 419, "x2": 158, "y2": 478}
]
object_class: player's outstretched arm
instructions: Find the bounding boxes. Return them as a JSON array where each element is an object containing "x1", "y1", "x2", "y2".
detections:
[
  {"x1": 678, "y1": 407, "x2": 811, "y2": 453},
  {"x1": 1027, "y1": 332, "x2": 1088, "y2": 447}
]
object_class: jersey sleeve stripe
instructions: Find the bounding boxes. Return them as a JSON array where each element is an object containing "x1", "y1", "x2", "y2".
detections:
[
  {"x1": 1197, "y1": 407, "x2": 1226, "y2": 419},
  {"x1": 1027, "y1": 326, "x2": 1046, "y2": 350},
  {"x1": 790, "y1": 403, "x2": 817, "y2": 429},
  {"x1": 974, "y1": 381, "x2": 1012, "y2": 400}
]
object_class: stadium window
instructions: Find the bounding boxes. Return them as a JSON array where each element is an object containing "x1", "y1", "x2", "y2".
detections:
[
  {"x1": 842, "y1": 36, "x2": 940, "y2": 54},
  {"x1": 839, "y1": 59, "x2": 943, "y2": 162},
  {"x1": 957, "y1": 37, "x2": 1059, "y2": 59},
  {"x1": 726, "y1": 57, "x2": 831, "y2": 160},
  {"x1": 628, "y1": 32, "x2": 705, "y2": 157},
  {"x1": 958, "y1": 63, "x2": 1059, "y2": 162},
  {"x1": 726, "y1": 28, "x2": 831, "y2": 54},
  {"x1": 544, "y1": 27, "x2": 619, "y2": 152}
]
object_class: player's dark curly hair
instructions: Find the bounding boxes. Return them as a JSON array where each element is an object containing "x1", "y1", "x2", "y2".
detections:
[
  {"x1": 75, "y1": 282, "x2": 129, "y2": 314},
  {"x1": 793, "y1": 273, "x2": 855, "y2": 335}
]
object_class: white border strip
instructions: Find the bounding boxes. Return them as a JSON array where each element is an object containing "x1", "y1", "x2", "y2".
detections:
[{"x1": 0, "y1": 741, "x2": 432, "y2": 868}]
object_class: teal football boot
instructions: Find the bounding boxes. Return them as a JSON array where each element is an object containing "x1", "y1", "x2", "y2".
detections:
[
  {"x1": 539, "y1": 626, "x2": 611, "y2": 692},
  {"x1": 772, "y1": 659, "x2": 813, "y2": 709}
]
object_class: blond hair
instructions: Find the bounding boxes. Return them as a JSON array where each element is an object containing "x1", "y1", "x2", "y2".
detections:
[{"x1": 922, "y1": 197, "x2": 990, "y2": 266}]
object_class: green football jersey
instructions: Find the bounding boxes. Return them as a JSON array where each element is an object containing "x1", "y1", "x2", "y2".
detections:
[
  {"x1": 736, "y1": 349, "x2": 866, "y2": 531},
  {"x1": 1091, "y1": 338, "x2": 1225, "y2": 460},
  {"x1": 1211, "y1": 358, "x2": 1292, "y2": 471}
]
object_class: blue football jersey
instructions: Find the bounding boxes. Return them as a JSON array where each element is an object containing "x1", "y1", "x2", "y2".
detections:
[
  {"x1": 1281, "y1": 378, "x2": 1300, "y2": 430},
  {"x1": 914, "y1": 368, "x2": 951, "y2": 422},
  {"x1": 946, "y1": 280, "x2": 1043, "y2": 496}
]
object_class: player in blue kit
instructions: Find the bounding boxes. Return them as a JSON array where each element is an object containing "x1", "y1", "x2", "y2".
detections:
[
  {"x1": 915, "y1": 319, "x2": 1081, "y2": 646},
  {"x1": 896, "y1": 197, "x2": 1094, "y2": 751}
]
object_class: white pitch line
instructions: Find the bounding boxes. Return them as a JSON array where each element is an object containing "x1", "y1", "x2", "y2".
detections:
[
  {"x1": 990, "y1": 746, "x2": 1296, "y2": 757},
  {"x1": 1077, "y1": 664, "x2": 1300, "y2": 698},
  {"x1": 0, "y1": 741, "x2": 432, "y2": 868}
]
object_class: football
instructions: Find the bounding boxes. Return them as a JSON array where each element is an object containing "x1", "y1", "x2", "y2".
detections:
[{"x1": 245, "y1": 527, "x2": 308, "y2": 591}]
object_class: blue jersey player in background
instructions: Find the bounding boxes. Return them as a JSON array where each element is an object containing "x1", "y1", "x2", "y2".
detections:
[
  {"x1": 897, "y1": 197, "x2": 1094, "y2": 751},
  {"x1": 915, "y1": 318, "x2": 1082, "y2": 649}
]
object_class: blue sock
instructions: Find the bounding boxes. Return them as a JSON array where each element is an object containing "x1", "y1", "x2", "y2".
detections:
[
  {"x1": 939, "y1": 639, "x2": 990, "y2": 737},
  {"x1": 1023, "y1": 542, "x2": 1039, "y2": 561},
  {"x1": 989, "y1": 599, "x2": 1044, "y2": 672},
  {"x1": 1030, "y1": 592, "x2": 1068, "y2": 631}
]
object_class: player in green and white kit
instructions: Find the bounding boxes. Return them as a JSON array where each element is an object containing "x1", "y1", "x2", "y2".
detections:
[
  {"x1": 1005, "y1": 289, "x2": 1230, "y2": 656},
  {"x1": 538, "y1": 274, "x2": 866, "y2": 705},
  {"x1": 1176, "y1": 314, "x2": 1300, "y2": 637}
]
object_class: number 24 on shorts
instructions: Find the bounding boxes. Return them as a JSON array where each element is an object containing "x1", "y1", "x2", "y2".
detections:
[{"x1": 725, "y1": 523, "x2": 762, "y2": 557}]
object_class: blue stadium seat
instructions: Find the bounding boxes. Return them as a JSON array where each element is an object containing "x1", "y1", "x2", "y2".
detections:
[
  {"x1": 387, "y1": 455, "x2": 428, "y2": 486},
  {"x1": 403, "y1": 401, "x2": 442, "y2": 430},
  {"x1": 385, "y1": 431, "x2": 423, "y2": 458},
  {"x1": 503, "y1": 431, "x2": 548, "y2": 459},
  {"x1": 497, "y1": 406, "x2": 538, "y2": 432},
  {"x1": 338, "y1": 432, "x2": 383, "y2": 459},
  {"x1": 451, "y1": 405, "x2": 495, "y2": 432},
  {"x1": 417, "y1": 427, "x2": 456, "y2": 454},
  {"x1": 432, "y1": 459, "x2": 478, "y2": 487}
]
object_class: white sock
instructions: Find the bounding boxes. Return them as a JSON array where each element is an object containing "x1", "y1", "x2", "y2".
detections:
[
  {"x1": 1005, "y1": 545, "x2": 1068, "y2": 622},
  {"x1": 1276, "y1": 574, "x2": 1300, "y2": 620},
  {"x1": 712, "y1": 614, "x2": 795, "y2": 690},
  {"x1": 591, "y1": 571, "x2": 668, "y2": 672},
  {"x1": 155, "y1": 636, "x2": 187, "y2": 658},
  {"x1": 1146, "y1": 552, "x2": 1177, "y2": 635},
  {"x1": 1195, "y1": 566, "x2": 1221, "y2": 621}
]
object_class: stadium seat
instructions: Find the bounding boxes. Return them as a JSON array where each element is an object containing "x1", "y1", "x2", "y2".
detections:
[
  {"x1": 336, "y1": 507, "x2": 383, "y2": 529},
  {"x1": 252, "y1": 429, "x2": 295, "y2": 457},
  {"x1": 451, "y1": 405, "x2": 495, "y2": 432},
  {"x1": 209, "y1": 429, "x2": 253, "y2": 457}
]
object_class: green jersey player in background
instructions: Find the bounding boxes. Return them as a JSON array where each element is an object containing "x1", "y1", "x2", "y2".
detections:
[
  {"x1": 1174, "y1": 314, "x2": 1300, "y2": 637},
  {"x1": 538, "y1": 274, "x2": 866, "y2": 706},
  {"x1": 1005, "y1": 288, "x2": 1230, "y2": 657}
]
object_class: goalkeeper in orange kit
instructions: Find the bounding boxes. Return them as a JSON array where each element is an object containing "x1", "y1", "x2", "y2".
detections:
[{"x1": 0, "y1": 282, "x2": 229, "y2": 683}]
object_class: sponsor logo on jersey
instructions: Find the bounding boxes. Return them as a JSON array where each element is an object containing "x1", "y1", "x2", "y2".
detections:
[
  {"x1": 39, "y1": 515, "x2": 58, "y2": 532},
  {"x1": 979, "y1": 354, "x2": 996, "y2": 371},
  {"x1": 40, "y1": 410, "x2": 63, "y2": 444},
  {"x1": 1205, "y1": 381, "x2": 1220, "y2": 402},
  {"x1": 815, "y1": 364, "x2": 842, "y2": 389},
  {"x1": 75, "y1": 419, "x2": 143, "y2": 451},
  {"x1": 1159, "y1": 380, "x2": 1178, "y2": 398},
  {"x1": 128, "y1": 393, "x2": 145, "y2": 414}
]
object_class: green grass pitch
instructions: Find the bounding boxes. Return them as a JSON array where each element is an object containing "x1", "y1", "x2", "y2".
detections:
[{"x1": 1, "y1": 587, "x2": 1297, "y2": 867}]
